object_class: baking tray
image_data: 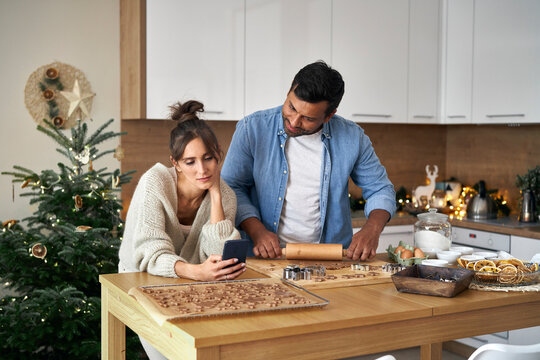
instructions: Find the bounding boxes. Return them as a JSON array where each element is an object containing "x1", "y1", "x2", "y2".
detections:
[
  {"x1": 391, "y1": 264, "x2": 474, "y2": 297},
  {"x1": 129, "y1": 277, "x2": 329, "y2": 325}
]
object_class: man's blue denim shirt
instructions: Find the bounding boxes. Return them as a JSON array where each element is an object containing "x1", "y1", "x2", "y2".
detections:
[{"x1": 221, "y1": 106, "x2": 396, "y2": 248}]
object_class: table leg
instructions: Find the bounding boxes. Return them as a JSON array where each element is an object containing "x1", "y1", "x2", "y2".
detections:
[
  {"x1": 421, "y1": 342, "x2": 442, "y2": 360},
  {"x1": 102, "y1": 285, "x2": 126, "y2": 360},
  {"x1": 195, "y1": 346, "x2": 220, "y2": 360}
]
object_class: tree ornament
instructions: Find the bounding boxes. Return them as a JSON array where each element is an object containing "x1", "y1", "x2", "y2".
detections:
[
  {"x1": 20, "y1": 178, "x2": 31, "y2": 188},
  {"x1": 73, "y1": 146, "x2": 90, "y2": 165},
  {"x1": 60, "y1": 79, "x2": 95, "y2": 119},
  {"x1": 75, "y1": 225, "x2": 92, "y2": 232},
  {"x1": 2, "y1": 219, "x2": 17, "y2": 229},
  {"x1": 111, "y1": 224, "x2": 118, "y2": 238},
  {"x1": 31, "y1": 243, "x2": 47, "y2": 259},
  {"x1": 74, "y1": 195, "x2": 83, "y2": 209},
  {"x1": 112, "y1": 175, "x2": 120, "y2": 188},
  {"x1": 113, "y1": 145, "x2": 125, "y2": 161}
]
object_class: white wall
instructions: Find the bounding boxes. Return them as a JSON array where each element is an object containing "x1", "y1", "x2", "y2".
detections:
[{"x1": 0, "y1": 0, "x2": 120, "y2": 222}]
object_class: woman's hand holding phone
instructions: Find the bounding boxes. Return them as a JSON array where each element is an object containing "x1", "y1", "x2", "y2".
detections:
[
  {"x1": 174, "y1": 255, "x2": 245, "y2": 282},
  {"x1": 196, "y1": 255, "x2": 245, "y2": 281}
]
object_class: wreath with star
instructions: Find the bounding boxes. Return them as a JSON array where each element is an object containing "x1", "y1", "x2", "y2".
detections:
[{"x1": 24, "y1": 62, "x2": 95, "y2": 129}]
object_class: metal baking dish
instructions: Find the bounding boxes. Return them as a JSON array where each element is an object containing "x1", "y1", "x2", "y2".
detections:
[{"x1": 132, "y1": 278, "x2": 329, "y2": 321}]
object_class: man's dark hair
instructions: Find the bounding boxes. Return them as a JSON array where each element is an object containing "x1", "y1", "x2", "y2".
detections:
[{"x1": 289, "y1": 60, "x2": 345, "y2": 117}]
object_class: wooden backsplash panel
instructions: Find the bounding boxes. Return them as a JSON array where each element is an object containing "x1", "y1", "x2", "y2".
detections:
[
  {"x1": 120, "y1": 119, "x2": 237, "y2": 212},
  {"x1": 121, "y1": 120, "x2": 447, "y2": 207},
  {"x1": 352, "y1": 124, "x2": 447, "y2": 198},
  {"x1": 446, "y1": 124, "x2": 540, "y2": 213},
  {"x1": 120, "y1": 120, "x2": 539, "y2": 216}
]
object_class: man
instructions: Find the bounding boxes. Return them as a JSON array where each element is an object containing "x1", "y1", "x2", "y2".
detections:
[{"x1": 222, "y1": 61, "x2": 395, "y2": 261}]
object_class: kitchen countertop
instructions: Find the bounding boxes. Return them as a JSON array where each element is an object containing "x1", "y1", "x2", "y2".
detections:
[{"x1": 351, "y1": 211, "x2": 540, "y2": 240}]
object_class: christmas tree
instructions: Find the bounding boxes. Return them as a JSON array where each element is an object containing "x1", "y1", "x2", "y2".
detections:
[{"x1": 0, "y1": 119, "x2": 135, "y2": 359}]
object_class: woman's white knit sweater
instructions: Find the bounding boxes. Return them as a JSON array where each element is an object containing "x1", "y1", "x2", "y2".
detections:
[{"x1": 118, "y1": 163, "x2": 241, "y2": 278}]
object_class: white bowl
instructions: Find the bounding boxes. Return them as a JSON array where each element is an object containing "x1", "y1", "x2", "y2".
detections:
[
  {"x1": 459, "y1": 254, "x2": 485, "y2": 263},
  {"x1": 421, "y1": 259, "x2": 449, "y2": 267},
  {"x1": 449, "y1": 246, "x2": 474, "y2": 255},
  {"x1": 436, "y1": 250, "x2": 461, "y2": 264},
  {"x1": 472, "y1": 251, "x2": 498, "y2": 259},
  {"x1": 420, "y1": 247, "x2": 441, "y2": 258}
]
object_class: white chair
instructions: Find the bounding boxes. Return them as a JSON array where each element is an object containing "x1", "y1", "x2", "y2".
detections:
[
  {"x1": 468, "y1": 342, "x2": 540, "y2": 360},
  {"x1": 374, "y1": 356, "x2": 397, "y2": 360}
]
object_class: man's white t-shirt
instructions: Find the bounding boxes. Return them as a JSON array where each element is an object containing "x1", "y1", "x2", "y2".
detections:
[{"x1": 278, "y1": 130, "x2": 323, "y2": 246}]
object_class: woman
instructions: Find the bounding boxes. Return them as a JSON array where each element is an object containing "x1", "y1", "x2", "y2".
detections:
[
  {"x1": 119, "y1": 101, "x2": 244, "y2": 359},
  {"x1": 119, "y1": 100, "x2": 245, "y2": 281}
]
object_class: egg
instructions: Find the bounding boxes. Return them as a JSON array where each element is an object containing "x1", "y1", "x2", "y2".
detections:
[
  {"x1": 414, "y1": 248, "x2": 425, "y2": 258},
  {"x1": 400, "y1": 249, "x2": 413, "y2": 259},
  {"x1": 394, "y1": 245, "x2": 405, "y2": 254}
]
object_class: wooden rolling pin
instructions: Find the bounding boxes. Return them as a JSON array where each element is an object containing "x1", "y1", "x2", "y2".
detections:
[{"x1": 282, "y1": 243, "x2": 347, "y2": 261}]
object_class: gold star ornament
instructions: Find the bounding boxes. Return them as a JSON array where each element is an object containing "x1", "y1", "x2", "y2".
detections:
[{"x1": 60, "y1": 79, "x2": 95, "y2": 119}]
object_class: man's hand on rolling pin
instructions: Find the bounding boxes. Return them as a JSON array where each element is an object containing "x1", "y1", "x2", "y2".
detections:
[
  {"x1": 346, "y1": 226, "x2": 380, "y2": 261},
  {"x1": 252, "y1": 229, "x2": 282, "y2": 258},
  {"x1": 240, "y1": 217, "x2": 282, "y2": 258},
  {"x1": 347, "y1": 209, "x2": 390, "y2": 260}
]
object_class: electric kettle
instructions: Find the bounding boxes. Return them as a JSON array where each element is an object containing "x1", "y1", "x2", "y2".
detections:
[{"x1": 467, "y1": 180, "x2": 497, "y2": 220}]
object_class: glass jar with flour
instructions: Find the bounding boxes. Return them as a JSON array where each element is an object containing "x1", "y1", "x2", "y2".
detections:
[{"x1": 414, "y1": 208, "x2": 451, "y2": 251}]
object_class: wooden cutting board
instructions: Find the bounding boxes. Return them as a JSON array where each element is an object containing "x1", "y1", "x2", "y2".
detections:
[{"x1": 247, "y1": 253, "x2": 396, "y2": 290}]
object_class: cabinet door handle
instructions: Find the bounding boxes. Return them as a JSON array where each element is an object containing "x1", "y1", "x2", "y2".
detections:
[
  {"x1": 352, "y1": 113, "x2": 392, "y2": 118},
  {"x1": 205, "y1": 110, "x2": 224, "y2": 114},
  {"x1": 412, "y1": 115, "x2": 434, "y2": 119},
  {"x1": 486, "y1": 114, "x2": 525, "y2": 118},
  {"x1": 447, "y1": 115, "x2": 466, "y2": 119}
]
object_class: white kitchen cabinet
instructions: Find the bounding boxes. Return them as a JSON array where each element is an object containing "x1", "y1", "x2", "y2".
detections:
[
  {"x1": 244, "y1": 0, "x2": 331, "y2": 116},
  {"x1": 472, "y1": 0, "x2": 540, "y2": 124},
  {"x1": 146, "y1": 0, "x2": 244, "y2": 120},
  {"x1": 508, "y1": 234, "x2": 540, "y2": 347},
  {"x1": 455, "y1": 230, "x2": 540, "y2": 348},
  {"x1": 353, "y1": 225, "x2": 414, "y2": 253},
  {"x1": 407, "y1": 0, "x2": 441, "y2": 124},
  {"x1": 511, "y1": 235, "x2": 540, "y2": 262},
  {"x1": 439, "y1": 0, "x2": 474, "y2": 124},
  {"x1": 332, "y1": 0, "x2": 408, "y2": 123}
]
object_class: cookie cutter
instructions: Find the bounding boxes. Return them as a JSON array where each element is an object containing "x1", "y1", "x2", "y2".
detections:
[{"x1": 282, "y1": 265, "x2": 325, "y2": 281}]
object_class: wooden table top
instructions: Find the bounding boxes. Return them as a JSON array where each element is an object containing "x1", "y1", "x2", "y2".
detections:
[{"x1": 100, "y1": 263, "x2": 540, "y2": 349}]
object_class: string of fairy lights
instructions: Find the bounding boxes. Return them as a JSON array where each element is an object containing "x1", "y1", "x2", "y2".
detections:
[{"x1": 398, "y1": 185, "x2": 507, "y2": 219}]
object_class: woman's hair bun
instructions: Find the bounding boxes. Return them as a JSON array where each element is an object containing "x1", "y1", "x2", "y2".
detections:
[{"x1": 169, "y1": 100, "x2": 204, "y2": 122}]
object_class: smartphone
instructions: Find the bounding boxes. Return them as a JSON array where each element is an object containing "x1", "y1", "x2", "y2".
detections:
[{"x1": 222, "y1": 239, "x2": 250, "y2": 268}]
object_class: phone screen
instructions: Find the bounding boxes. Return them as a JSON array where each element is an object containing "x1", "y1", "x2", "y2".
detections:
[{"x1": 222, "y1": 239, "x2": 250, "y2": 267}]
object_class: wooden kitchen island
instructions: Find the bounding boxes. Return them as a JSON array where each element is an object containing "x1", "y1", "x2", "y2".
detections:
[{"x1": 101, "y1": 265, "x2": 540, "y2": 360}]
